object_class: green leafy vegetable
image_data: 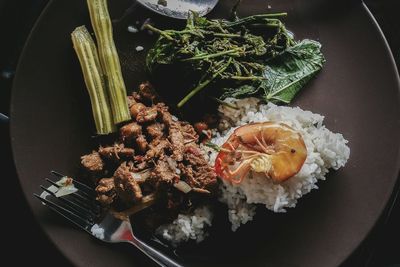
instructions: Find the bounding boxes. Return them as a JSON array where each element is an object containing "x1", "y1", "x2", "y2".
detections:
[
  {"x1": 263, "y1": 39, "x2": 325, "y2": 103},
  {"x1": 146, "y1": 11, "x2": 325, "y2": 107},
  {"x1": 222, "y1": 39, "x2": 325, "y2": 103},
  {"x1": 145, "y1": 11, "x2": 295, "y2": 107}
]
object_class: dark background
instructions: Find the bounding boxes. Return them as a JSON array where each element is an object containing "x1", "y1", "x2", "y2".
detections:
[{"x1": 1, "y1": 0, "x2": 399, "y2": 266}]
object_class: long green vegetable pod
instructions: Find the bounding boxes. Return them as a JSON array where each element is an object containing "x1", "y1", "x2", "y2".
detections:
[
  {"x1": 71, "y1": 26, "x2": 116, "y2": 135},
  {"x1": 86, "y1": 0, "x2": 130, "y2": 124}
]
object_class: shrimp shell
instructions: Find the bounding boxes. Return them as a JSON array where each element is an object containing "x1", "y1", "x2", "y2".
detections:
[{"x1": 215, "y1": 122, "x2": 307, "y2": 183}]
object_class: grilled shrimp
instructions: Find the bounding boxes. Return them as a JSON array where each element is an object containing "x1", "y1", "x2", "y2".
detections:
[{"x1": 215, "y1": 122, "x2": 307, "y2": 184}]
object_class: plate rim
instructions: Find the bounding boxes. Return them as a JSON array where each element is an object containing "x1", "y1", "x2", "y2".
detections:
[
  {"x1": 9, "y1": 0, "x2": 77, "y2": 266},
  {"x1": 339, "y1": 1, "x2": 400, "y2": 265}
]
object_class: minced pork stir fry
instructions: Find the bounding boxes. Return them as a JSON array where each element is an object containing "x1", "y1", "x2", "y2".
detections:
[{"x1": 81, "y1": 82, "x2": 217, "y2": 221}]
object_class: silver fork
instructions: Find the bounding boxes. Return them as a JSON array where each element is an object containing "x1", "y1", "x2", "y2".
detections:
[{"x1": 34, "y1": 171, "x2": 183, "y2": 267}]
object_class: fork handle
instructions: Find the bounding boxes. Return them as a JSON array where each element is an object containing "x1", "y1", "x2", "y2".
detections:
[
  {"x1": 0, "y1": 113, "x2": 9, "y2": 124},
  {"x1": 128, "y1": 238, "x2": 183, "y2": 267}
]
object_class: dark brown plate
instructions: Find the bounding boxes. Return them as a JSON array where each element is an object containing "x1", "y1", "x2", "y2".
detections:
[{"x1": 10, "y1": 0, "x2": 400, "y2": 266}]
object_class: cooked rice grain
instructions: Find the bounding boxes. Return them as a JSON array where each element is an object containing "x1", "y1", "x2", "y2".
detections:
[{"x1": 156, "y1": 206, "x2": 213, "y2": 247}]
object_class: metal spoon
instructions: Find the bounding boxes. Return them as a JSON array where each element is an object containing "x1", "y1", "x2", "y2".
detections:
[{"x1": 136, "y1": 0, "x2": 219, "y2": 19}]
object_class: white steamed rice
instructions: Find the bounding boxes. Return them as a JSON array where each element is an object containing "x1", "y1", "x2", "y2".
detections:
[
  {"x1": 156, "y1": 206, "x2": 213, "y2": 247},
  {"x1": 157, "y1": 97, "x2": 350, "y2": 241}
]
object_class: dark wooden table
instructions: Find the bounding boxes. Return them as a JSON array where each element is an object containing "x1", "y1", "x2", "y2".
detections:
[{"x1": 1, "y1": 0, "x2": 399, "y2": 266}]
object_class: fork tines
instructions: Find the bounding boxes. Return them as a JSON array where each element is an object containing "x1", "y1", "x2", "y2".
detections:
[
  {"x1": 34, "y1": 171, "x2": 100, "y2": 233},
  {"x1": 50, "y1": 170, "x2": 96, "y2": 196}
]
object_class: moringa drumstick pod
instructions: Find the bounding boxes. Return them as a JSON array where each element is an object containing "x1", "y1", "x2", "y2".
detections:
[
  {"x1": 87, "y1": 0, "x2": 130, "y2": 124},
  {"x1": 71, "y1": 26, "x2": 116, "y2": 135}
]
